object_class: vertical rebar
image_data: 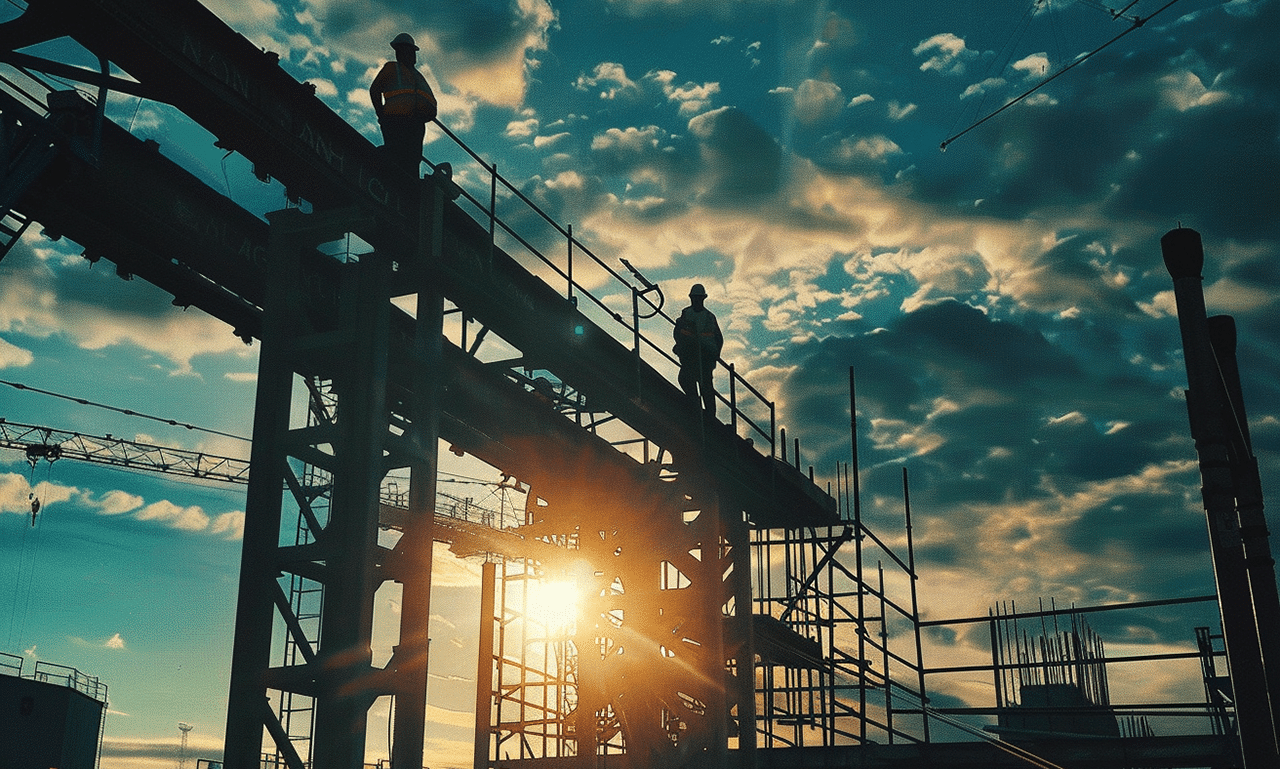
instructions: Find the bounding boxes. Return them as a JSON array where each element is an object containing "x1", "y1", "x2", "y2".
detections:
[
  {"x1": 850, "y1": 368, "x2": 867, "y2": 743},
  {"x1": 474, "y1": 561, "x2": 497, "y2": 769},
  {"x1": 903, "y1": 467, "x2": 930, "y2": 742},
  {"x1": 879, "y1": 561, "x2": 891, "y2": 743}
]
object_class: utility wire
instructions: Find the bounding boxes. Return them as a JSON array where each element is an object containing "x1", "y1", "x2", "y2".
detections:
[
  {"x1": 0, "y1": 378, "x2": 249, "y2": 442},
  {"x1": 940, "y1": 0, "x2": 1185, "y2": 151},
  {"x1": 922, "y1": 704, "x2": 1066, "y2": 769}
]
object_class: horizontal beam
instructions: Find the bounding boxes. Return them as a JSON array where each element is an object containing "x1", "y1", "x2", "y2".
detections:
[
  {"x1": 8, "y1": 84, "x2": 835, "y2": 527},
  {"x1": 5, "y1": 0, "x2": 836, "y2": 526}
]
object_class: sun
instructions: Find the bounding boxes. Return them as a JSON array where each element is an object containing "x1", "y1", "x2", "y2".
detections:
[{"x1": 526, "y1": 578, "x2": 582, "y2": 633}]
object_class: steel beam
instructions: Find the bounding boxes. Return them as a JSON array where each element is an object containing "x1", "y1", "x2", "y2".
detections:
[{"x1": 2, "y1": 0, "x2": 836, "y2": 528}]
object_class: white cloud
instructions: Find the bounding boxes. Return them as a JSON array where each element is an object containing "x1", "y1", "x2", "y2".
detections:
[
  {"x1": 202, "y1": 0, "x2": 281, "y2": 31},
  {"x1": 665, "y1": 79, "x2": 721, "y2": 116},
  {"x1": 913, "y1": 32, "x2": 978, "y2": 75},
  {"x1": 574, "y1": 62, "x2": 641, "y2": 100},
  {"x1": 70, "y1": 633, "x2": 128, "y2": 650},
  {"x1": 1159, "y1": 70, "x2": 1232, "y2": 111},
  {"x1": 1204, "y1": 277, "x2": 1276, "y2": 313},
  {"x1": 1138, "y1": 289, "x2": 1177, "y2": 318},
  {"x1": 0, "y1": 336, "x2": 33, "y2": 368},
  {"x1": 96, "y1": 490, "x2": 145, "y2": 516},
  {"x1": 848, "y1": 93, "x2": 874, "y2": 108},
  {"x1": 135, "y1": 500, "x2": 212, "y2": 532},
  {"x1": 960, "y1": 77, "x2": 1006, "y2": 100},
  {"x1": 306, "y1": 77, "x2": 338, "y2": 98},
  {"x1": 505, "y1": 117, "x2": 540, "y2": 139},
  {"x1": 887, "y1": 101, "x2": 917, "y2": 121},
  {"x1": 0, "y1": 474, "x2": 78, "y2": 515},
  {"x1": 592, "y1": 125, "x2": 663, "y2": 154},
  {"x1": 793, "y1": 79, "x2": 844, "y2": 125},
  {"x1": 830, "y1": 135, "x2": 903, "y2": 165},
  {"x1": 210, "y1": 511, "x2": 246, "y2": 540},
  {"x1": 533, "y1": 132, "x2": 571, "y2": 149},
  {"x1": 0, "y1": 247, "x2": 250, "y2": 376},
  {"x1": 1011, "y1": 52, "x2": 1049, "y2": 80}
]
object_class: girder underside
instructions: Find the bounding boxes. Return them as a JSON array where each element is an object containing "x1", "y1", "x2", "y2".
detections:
[{"x1": 1, "y1": 0, "x2": 837, "y2": 529}]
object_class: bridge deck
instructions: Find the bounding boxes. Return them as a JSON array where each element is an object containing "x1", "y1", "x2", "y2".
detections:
[{"x1": 4, "y1": 82, "x2": 834, "y2": 528}]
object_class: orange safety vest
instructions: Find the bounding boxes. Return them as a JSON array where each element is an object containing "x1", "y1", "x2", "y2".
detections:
[{"x1": 374, "y1": 62, "x2": 437, "y2": 119}]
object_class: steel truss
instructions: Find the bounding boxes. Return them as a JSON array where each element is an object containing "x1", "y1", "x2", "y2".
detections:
[
  {"x1": 474, "y1": 456, "x2": 755, "y2": 769},
  {"x1": 225, "y1": 174, "x2": 453, "y2": 769}
]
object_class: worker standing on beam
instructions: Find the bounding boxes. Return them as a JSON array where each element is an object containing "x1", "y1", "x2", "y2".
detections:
[
  {"x1": 673, "y1": 283, "x2": 724, "y2": 418},
  {"x1": 370, "y1": 33, "x2": 438, "y2": 176}
]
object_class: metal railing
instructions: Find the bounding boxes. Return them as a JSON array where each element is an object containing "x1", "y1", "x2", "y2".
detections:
[
  {"x1": 29, "y1": 660, "x2": 110, "y2": 702},
  {"x1": 422, "y1": 120, "x2": 778, "y2": 456},
  {"x1": 0, "y1": 651, "x2": 22, "y2": 677},
  {"x1": 0, "y1": 60, "x2": 786, "y2": 461}
]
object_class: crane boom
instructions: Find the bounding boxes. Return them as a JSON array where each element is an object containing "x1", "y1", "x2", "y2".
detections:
[
  {"x1": 0, "y1": 417, "x2": 250, "y2": 483},
  {"x1": 0, "y1": 416, "x2": 560, "y2": 559}
]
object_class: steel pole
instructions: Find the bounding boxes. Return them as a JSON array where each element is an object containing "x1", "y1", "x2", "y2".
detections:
[
  {"x1": 223, "y1": 211, "x2": 306, "y2": 769},
  {"x1": 473, "y1": 561, "x2": 497, "y2": 769},
  {"x1": 1207, "y1": 315, "x2": 1280, "y2": 739},
  {"x1": 1162, "y1": 227, "x2": 1277, "y2": 766}
]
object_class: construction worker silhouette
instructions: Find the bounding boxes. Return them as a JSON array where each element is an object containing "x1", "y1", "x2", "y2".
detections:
[
  {"x1": 370, "y1": 33, "x2": 437, "y2": 175},
  {"x1": 673, "y1": 283, "x2": 724, "y2": 417}
]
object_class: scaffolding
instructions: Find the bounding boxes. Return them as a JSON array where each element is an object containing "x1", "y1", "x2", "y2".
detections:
[{"x1": 1, "y1": 2, "x2": 1275, "y2": 766}]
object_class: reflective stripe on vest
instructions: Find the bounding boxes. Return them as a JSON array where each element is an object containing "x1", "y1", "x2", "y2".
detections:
[{"x1": 383, "y1": 64, "x2": 433, "y2": 117}]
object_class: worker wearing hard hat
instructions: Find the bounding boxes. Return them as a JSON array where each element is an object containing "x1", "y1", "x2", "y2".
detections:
[
  {"x1": 673, "y1": 283, "x2": 724, "y2": 417},
  {"x1": 369, "y1": 33, "x2": 438, "y2": 175}
]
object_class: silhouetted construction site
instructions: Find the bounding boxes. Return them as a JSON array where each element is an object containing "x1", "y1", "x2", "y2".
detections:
[{"x1": 1, "y1": 1, "x2": 1278, "y2": 767}]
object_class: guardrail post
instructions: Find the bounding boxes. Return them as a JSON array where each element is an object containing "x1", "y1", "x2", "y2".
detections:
[
  {"x1": 770, "y1": 403, "x2": 776, "y2": 458},
  {"x1": 487, "y1": 161, "x2": 497, "y2": 272},
  {"x1": 729, "y1": 363, "x2": 738, "y2": 432}
]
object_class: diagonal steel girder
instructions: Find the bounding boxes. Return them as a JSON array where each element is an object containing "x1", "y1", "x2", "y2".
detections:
[{"x1": 1, "y1": 0, "x2": 836, "y2": 529}]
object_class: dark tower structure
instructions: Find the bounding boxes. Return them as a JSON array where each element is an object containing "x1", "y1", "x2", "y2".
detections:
[{"x1": 1162, "y1": 226, "x2": 1280, "y2": 767}]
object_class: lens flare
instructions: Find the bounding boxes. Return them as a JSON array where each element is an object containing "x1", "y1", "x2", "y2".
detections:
[{"x1": 526, "y1": 579, "x2": 581, "y2": 632}]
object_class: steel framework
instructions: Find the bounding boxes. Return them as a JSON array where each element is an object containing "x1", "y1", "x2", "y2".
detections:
[{"x1": 2, "y1": 1, "x2": 1276, "y2": 767}]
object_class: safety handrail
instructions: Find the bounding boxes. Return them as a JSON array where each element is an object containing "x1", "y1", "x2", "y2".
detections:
[
  {"x1": 0, "y1": 61, "x2": 788, "y2": 461},
  {"x1": 424, "y1": 119, "x2": 780, "y2": 456}
]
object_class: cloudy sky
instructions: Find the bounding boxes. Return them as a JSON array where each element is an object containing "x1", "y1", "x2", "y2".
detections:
[{"x1": 1, "y1": 0, "x2": 1277, "y2": 765}]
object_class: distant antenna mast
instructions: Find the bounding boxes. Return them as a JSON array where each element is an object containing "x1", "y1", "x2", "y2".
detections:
[
  {"x1": 940, "y1": 0, "x2": 1185, "y2": 151},
  {"x1": 177, "y1": 722, "x2": 193, "y2": 769}
]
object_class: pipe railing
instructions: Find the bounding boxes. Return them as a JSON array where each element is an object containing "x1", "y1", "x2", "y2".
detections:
[
  {"x1": 0, "y1": 64, "x2": 788, "y2": 461},
  {"x1": 423, "y1": 120, "x2": 779, "y2": 456}
]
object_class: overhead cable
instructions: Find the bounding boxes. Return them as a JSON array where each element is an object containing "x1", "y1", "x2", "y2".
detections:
[
  {"x1": 0, "y1": 378, "x2": 249, "y2": 441},
  {"x1": 940, "y1": 0, "x2": 1185, "y2": 151}
]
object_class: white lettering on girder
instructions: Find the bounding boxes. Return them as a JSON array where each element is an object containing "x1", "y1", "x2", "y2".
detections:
[{"x1": 297, "y1": 122, "x2": 345, "y2": 173}]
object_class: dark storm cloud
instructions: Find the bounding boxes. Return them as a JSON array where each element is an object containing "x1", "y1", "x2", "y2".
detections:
[
  {"x1": 687, "y1": 106, "x2": 784, "y2": 205},
  {"x1": 904, "y1": 0, "x2": 1280, "y2": 235},
  {"x1": 3, "y1": 238, "x2": 177, "y2": 321},
  {"x1": 582, "y1": 107, "x2": 784, "y2": 216},
  {"x1": 782, "y1": 300, "x2": 1187, "y2": 506},
  {"x1": 1017, "y1": 235, "x2": 1142, "y2": 316},
  {"x1": 320, "y1": 0, "x2": 543, "y2": 62},
  {"x1": 1106, "y1": 101, "x2": 1280, "y2": 240},
  {"x1": 588, "y1": 124, "x2": 699, "y2": 213}
]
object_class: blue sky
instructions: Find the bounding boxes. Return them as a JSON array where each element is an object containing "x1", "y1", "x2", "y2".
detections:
[{"x1": 1, "y1": 0, "x2": 1277, "y2": 765}]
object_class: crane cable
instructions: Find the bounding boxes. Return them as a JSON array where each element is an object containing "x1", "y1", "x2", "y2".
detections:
[
  {"x1": 0, "y1": 378, "x2": 249, "y2": 442},
  {"x1": 940, "y1": 0, "x2": 1186, "y2": 151}
]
